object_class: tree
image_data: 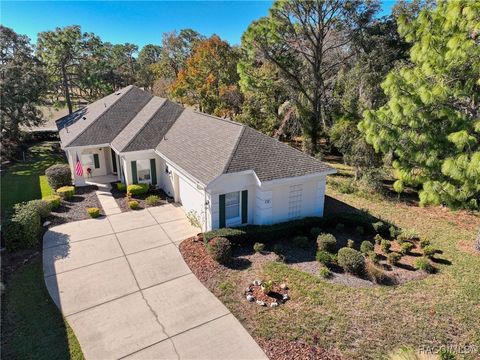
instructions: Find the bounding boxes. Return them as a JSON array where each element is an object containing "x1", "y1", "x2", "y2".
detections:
[
  {"x1": 241, "y1": 0, "x2": 379, "y2": 154},
  {"x1": 37, "y1": 25, "x2": 103, "y2": 113},
  {"x1": 359, "y1": 1, "x2": 480, "y2": 209},
  {"x1": 108, "y1": 43, "x2": 138, "y2": 88},
  {"x1": 0, "y1": 26, "x2": 47, "y2": 159},
  {"x1": 170, "y1": 35, "x2": 241, "y2": 117},
  {"x1": 137, "y1": 44, "x2": 162, "y2": 89}
]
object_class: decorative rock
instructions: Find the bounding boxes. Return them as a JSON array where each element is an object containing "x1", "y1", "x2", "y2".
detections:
[
  {"x1": 270, "y1": 302, "x2": 279, "y2": 308},
  {"x1": 245, "y1": 287, "x2": 252, "y2": 293},
  {"x1": 256, "y1": 300, "x2": 266, "y2": 306},
  {"x1": 253, "y1": 279, "x2": 262, "y2": 286},
  {"x1": 280, "y1": 283, "x2": 288, "y2": 290},
  {"x1": 43, "y1": 221, "x2": 51, "y2": 227},
  {"x1": 282, "y1": 294, "x2": 289, "y2": 301},
  {"x1": 246, "y1": 294, "x2": 255, "y2": 302}
]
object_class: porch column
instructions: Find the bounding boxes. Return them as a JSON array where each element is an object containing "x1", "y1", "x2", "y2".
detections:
[{"x1": 67, "y1": 149, "x2": 86, "y2": 186}]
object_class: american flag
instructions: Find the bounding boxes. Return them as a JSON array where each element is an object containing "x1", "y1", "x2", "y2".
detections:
[{"x1": 75, "y1": 154, "x2": 83, "y2": 176}]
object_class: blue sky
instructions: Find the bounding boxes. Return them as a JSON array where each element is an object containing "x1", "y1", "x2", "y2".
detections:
[{"x1": 2, "y1": 1, "x2": 398, "y2": 48}]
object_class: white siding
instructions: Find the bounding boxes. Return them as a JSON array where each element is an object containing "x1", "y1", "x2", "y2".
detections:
[
  {"x1": 178, "y1": 174, "x2": 205, "y2": 224},
  {"x1": 120, "y1": 151, "x2": 160, "y2": 187}
]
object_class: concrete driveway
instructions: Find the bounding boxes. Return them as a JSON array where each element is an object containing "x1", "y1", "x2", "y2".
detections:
[{"x1": 43, "y1": 204, "x2": 267, "y2": 360}]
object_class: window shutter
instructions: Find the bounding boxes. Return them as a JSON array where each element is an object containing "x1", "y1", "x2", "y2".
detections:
[
  {"x1": 131, "y1": 161, "x2": 138, "y2": 184},
  {"x1": 241, "y1": 190, "x2": 248, "y2": 224},
  {"x1": 111, "y1": 149, "x2": 117, "y2": 173},
  {"x1": 219, "y1": 194, "x2": 226, "y2": 228},
  {"x1": 93, "y1": 154, "x2": 100, "y2": 169},
  {"x1": 150, "y1": 159, "x2": 157, "y2": 185}
]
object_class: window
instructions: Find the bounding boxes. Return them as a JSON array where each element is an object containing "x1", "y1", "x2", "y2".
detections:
[
  {"x1": 225, "y1": 191, "x2": 240, "y2": 221},
  {"x1": 81, "y1": 154, "x2": 94, "y2": 168},
  {"x1": 137, "y1": 159, "x2": 151, "y2": 183},
  {"x1": 288, "y1": 184, "x2": 302, "y2": 219}
]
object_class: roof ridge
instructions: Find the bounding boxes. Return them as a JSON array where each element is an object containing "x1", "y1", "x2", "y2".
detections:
[
  {"x1": 117, "y1": 96, "x2": 167, "y2": 152},
  {"x1": 222, "y1": 124, "x2": 246, "y2": 174},
  {"x1": 64, "y1": 85, "x2": 134, "y2": 148},
  {"x1": 192, "y1": 110, "x2": 243, "y2": 127}
]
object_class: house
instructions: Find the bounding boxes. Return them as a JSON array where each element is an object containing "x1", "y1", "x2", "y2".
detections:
[{"x1": 56, "y1": 85, "x2": 336, "y2": 231}]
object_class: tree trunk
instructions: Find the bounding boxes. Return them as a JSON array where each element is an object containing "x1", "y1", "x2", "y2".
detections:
[{"x1": 61, "y1": 64, "x2": 73, "y2": 114}]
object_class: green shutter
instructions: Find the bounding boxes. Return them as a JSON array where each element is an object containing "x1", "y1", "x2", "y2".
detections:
[
  {"x1": 241, "y1": 190, "x2": 248, "y2": 224},
  {"x1": 219, "y1": 194, "x2": 226, "y2": 228},
  {"x1": 131, "y1": 161, "x2": 138, "y2": 184},
  {"x1": 93, "y1": 154, "x2": 100, "y2": 168},
  {"x1": 111, "y1": 149, "x2": 117, "y2": 173},
  {"x1": 150, "y1": 159, "x2": 157, "y2": 185}
]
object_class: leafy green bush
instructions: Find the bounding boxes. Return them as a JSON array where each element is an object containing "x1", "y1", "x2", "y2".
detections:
[
  {"x1": 419, "y1": 238, "x2": 431, "y2": 248},
  {"x1": 56, "y1": 186, "x2": 75, "y2": 199},
  {"x1": 374, "y1": 234, "x2": 383, "y2": 245},
  {"x1": 261, "y1": 280, "x2": 273, "y2": 294},
  {"x1": 116, "y1": 183, "x2": 127, "y2": 191},
  {"x1": 400, "y1": 242, "x2": 414, "y2": 255},
  {"x1": 293, "y1": 236, "x2": 310, "y2": 249},
  {"x1": 127, "y1": 183, "x2": 149, "y2": 196},
  {"x1": 387, "y1": 252, "x2": 402, "y2": 265},
  {"x1": 87, "y1": 207, "x2": 100, "y2": 218},
  {"x1": 360, "y1": 241, "x2": 374, "y2": 254},
  {"x1": 317, "y1": 233, "x2": 337, "y2": 253},
  {"x1": 372, "y1": 221, "x2": 388, "y2": 236},
  {"x1": 415, "y1": 257, "x2": 434, "y2": 273},
  {"x1": 397, "y1": 229, "x2": 418, "y2": 242},
  {"x1": 316, "y1": 250, "x2": 334, "y2": 267},
  {"x1": 423, "y1": 245, "x2": 438, "y2": 258},
  {"x1": 42, "y1": 194, "x2": 61, "y2": 209},
  {"x1": 347, "y1": 239, "x2": 355, "y2": 248},
  {"x1": 145, "y1": 195, "x2": 160, "y2": 206},
  {"x1": 128, "y1": 200, "x2": 139, "y2": 210},
  {"x1": 367, "y1": 251, "x2": 380, "y2": 264},
  {"x1": 253, "y1": 242, "x2": 265, "y2": 253},
  {"x1": 4, "y1": 202, "x2": 42, "y2": 251},
  {"x1": 26, "y1": 199, "x2": 52, "y2": 218},
  {"x1": 389, "y1": 226, "x2": 399, "y2": 239},
  {"x1": 45, "y1": 164, "x2": 71, "y2": 190},
  {"x1": 319, "y1": 267, "x2": 332, "y2": 278},
  {"x1": 337, "y1": 247, "x2": 365, "y2": 275},
  {"x1": 310, "y1": 227, "x2": 322, "y2": 239},
  {"x1": 207, "y1": 237, "x2": 232, "y2": 264},
  {"x1": 381, "y1": 239, "x2": 391, "y2": 253}
]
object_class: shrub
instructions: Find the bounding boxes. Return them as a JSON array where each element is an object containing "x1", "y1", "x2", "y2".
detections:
[
  {"x1": 366, "y1": 261, "x2": 387, "y2": 284},
  {"x1": 415, "y1": 257, "x2": 434, "y2": 273},
  {"x1": 389, "y1": 226, "x2": 399, "y2": 239},
  {"x1": 317, "y1": 233, "x2": 337, "y2": 253},
  {"x1": 355, "y1": 226, "x2": 364, "y2": 235},
  {"x1": 4, "y1": 202, "x2": 41, "y2": 251},
  {"x1": 422, "y1": 245, "x2": 438, "y2": 258},
  {"x1": 127, "y1": 184, "x2": 149, "y2": 196},
  {"x1": 372, "y1": 221, "x2": 387, "y2": 236},
  {"x1": 145, "y1": 195, "x2": 160, "y2": 206},
  {"x1": 310, "y1": 227, "x2": 322, "y2": 239},
  {"x1": 319, "y1": 267, "x2": 332, "y2": 278},
  {"x1": 261, "y1": 280, "x2": 273, "y2": 294},
  {"x1": 335, "y1": 223, "x2": 345, "y2": 231},
  {"x1": 397, "y1": 229, "x2": 418, "y2": 242},
  {"x1": 400, "y1": 242, "x2": 414, "y2": 255},
  {"x1": 367, "y1": 251, "x2": 380, "y2": 264},
  {"x1": 273, "y1": 243, "x2": 284, "y2": 255},
  {"x1": 374, "y1": 234, "x2": 383, "y2": 245},
  {"x1": 419, "y1": 238, "x2": 431, "y2": 249},
  {"x1": 26, "y1": 199, "x2": 52, "y2": 218},
  {"x1": 56, "y1": 186, "x2": 75, "y2": 199},
  {"x1": 387, "y1": 252, "x2": 402, "y2": 265},
  {"x1": 43, "y1": 194, "x2": 61, "y2": 209},
  {"x1": 347, "y1": 239, "x2": 355, "y2": 248},
  {"x1": 128, "y1": 200, "x2": 139, "y2": 210},
  {"x1": 337, "y1": 247, "x2": 365, "y2": 275},
  {"x1": 360, "y1": 241, "x2": 374, "y2": 254},
  {"x1": 207, "y1": 237, "x2": 232, "y2": 264},
  {"x1": 45, "y1": 164, "x2": 71, "y2": 190},
  {"x1": 116, "y1": 183, "x2": 127, "y2": 191},
  {"x1": 381, "y1": 239, "x2": 391, "y2": 253},
  {"x1": 87, "y1": 207, "x2": 100, "y2": 218},
  {"x1": 316, "y1": 250, "x2": 334, "y2": 267},
  {"x1": 293, "y1": 236, "x2": 310, "y2": 249},
  {"x1": 253, "y1": 242, "x2": 265, "y2": 253}
]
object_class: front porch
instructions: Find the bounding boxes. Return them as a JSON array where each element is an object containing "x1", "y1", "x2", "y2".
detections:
[{"x1": 85, "y1": 174, "x2": 119, "y2": 188}]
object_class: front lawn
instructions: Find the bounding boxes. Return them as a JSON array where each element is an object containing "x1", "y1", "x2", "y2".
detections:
[
  {"x1": 181, "y1": 183, "x2": 480, "y2": 359},
  {"x1": 1, "y1": 141, "x2": 66, "y2": 217}
]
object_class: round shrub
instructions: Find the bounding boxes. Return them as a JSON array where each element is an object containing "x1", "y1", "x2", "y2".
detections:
[
  {"x1": 337, "y1": 247, "x2": 365, "y2": 275},
  {"x1": 43, "y1": 194, "x2": 61, "y2": 209},
  {"x1": 360, "y1": 241, "x2": 374, "y2": 254},
  {"x1": 4, "y1": 202, "x2": 41, "y2": 251},
  {"x1": 400, "y1": 242, "x2": 414, "y2": 255},
  {"x1": 316, "y1": 250, "x2": 334, "y2": 267},
  {"x1": 381, "y1": 239, "x2": 391, "y2": 253},
  {"x1": 415, "y1": 257, "x2": 434, "y2": 273},
  {"x1": 128, "y1": 200, "x2": 139, "y2": 210},
  {"x1": 207, "y1": 237, "x2": 232, "y2": 264},
  {"x1": 387, "y1": 252, "x2": 402, "y2": 265},
  {"x1": 347, "y1": 239, "x2": 355, "y2": 248},
  {"x1": 87, "y1": 207, "x2": 100, "y2": 218},
  {"x1": 145, "y1": 195, "x2": 160, "y2": 206},
  {"x1": 319, "y1": 267, "x2": 332, "y2": 279},
  {"x1": 116, "y1": 183, "x2": 127, "y2": 191},
  {"x1": 419, "y1": 238, "x2": 431, "y2": 249},
  {"x1": 372, "y1": 221, "x2": 387, "y2": 236},
  {"x1": 253, "y1": 242, "x2": 265, "y2": 253},
  {"x1": 389, "y1": 226, "x2": 399, "y2": 239},
  {"x1": 27, "y1": 199, "x2": 52, "y2": 218},
  {"x1": 293, "y1": 236, "x2": 310, "y2": 249},
  {"x1": 56, "y1": 186, "x2": 75, "y2": 199},
  {"x1": 45, "y1": 164, "x2": 71, "y2": 190},
  {"x1": 374, "y1": 234, "x2": 383, "y2": 245},
  {"x1": 310, "y1": 227, "x2": 322, "y2": 239},
  {"x1": 127, "y1": 184, "x2": 149, "y2": 196},
  {"x1": 422, "y1": 245, "x2": 438, "y2": 258},
  {"x1": 317, "y1": 233, "x2": 337, "y2": 253}
]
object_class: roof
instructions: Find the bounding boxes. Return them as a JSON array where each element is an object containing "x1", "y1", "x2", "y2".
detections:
[{"x1": 58, "y1": 86, "x2": 335, "y2": 185}]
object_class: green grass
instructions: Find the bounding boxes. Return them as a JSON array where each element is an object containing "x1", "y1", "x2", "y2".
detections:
[
  {"x1": 1, "y1": 141, "x2": 65, "y2": 216},
  {"x1": 2, "y1": 257, "x2": 84, "y2": 360}
]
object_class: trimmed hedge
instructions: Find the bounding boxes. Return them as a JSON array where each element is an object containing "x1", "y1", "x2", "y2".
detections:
[
  {"x1": 337, "y1": 247, "x2": 365, "y2": 275},
  {"x1": 45, "y1": 164, "x2": 71, "y2": 190},
  {"x1": 4, "y1": 201, "x2": 42, "y2": 251},
  {"x1": 43, "y1": 194, "x2": 61, "y2": 209},
  {"x1": 24, "y1": 199, "x2": 52, "y2": 218},
  {"x1": 360, "y1": 240, "x2": 374, "y2": 254},
  {"x1": 127, "y1": 184, "x2": 149, "y2": 196},
  {"x1": 56, "y1": 186, "x2": 75, "y2": 199},
  {"x1": 116, "y1": 183, "x2": 127, "y2": 191},
  {"x1": 128, "y1": 200, "x2": 139, "y2": 210},
  {"x1": 87, "y1": 207, "x2": 100, "y2": 218},
  {"x1": 206, "y1": 237, "x2": 232, "y2": 264},
  {"x1": 317, "y1": 233, "x2": 337, "y2": 253}
]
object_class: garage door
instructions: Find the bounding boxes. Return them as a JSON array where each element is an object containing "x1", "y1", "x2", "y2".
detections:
[{"x1": 178, "y1": 175, "x2": 204, "y2": 216}]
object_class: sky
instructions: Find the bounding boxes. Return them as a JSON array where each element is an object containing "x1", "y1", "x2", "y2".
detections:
[{"x1": 2, "y1": 1, "x2": 398, "y2": 48}]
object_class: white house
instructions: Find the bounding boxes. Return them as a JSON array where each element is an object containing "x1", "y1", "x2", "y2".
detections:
[{"x1": 56, "y1": 85, "x2": 336, "y2": 231}]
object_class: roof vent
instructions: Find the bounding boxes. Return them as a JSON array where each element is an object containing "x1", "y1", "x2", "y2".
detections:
[
  {"x1": 104, "y1": 103, "x2": 107, "y2": 108},
  {"x1": 82, "y1": 116, "x2": 87, "y2": 120}
]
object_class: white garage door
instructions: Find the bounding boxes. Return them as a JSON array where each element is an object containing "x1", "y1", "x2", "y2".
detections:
[{"x1": 178, "y1": 175, "x2": 204, "y2": 216}]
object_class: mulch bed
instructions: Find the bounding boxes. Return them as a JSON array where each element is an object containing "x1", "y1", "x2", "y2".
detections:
[
  {"x1": 247, "y1": 282, "x2": 288, "y2": 306},
  {"x1": 179, "y1": 237, "x2": 221, "y2": 284},
  {"x1": 256, "y1": 338, "x2": 343, "y2": 360},
  {"x1": 48, "y1": 185, "x2": 104, "y2": 226},
  {"x1": 110, "y1": 183, "x2": 173, "y2": 212}
]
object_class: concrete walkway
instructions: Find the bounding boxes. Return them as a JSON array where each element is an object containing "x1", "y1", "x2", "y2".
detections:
[
  {"x1": 94, "y1": 183, "x2": 123, "y2": 216},
  {"x1": 43, "y1": 205, "x2": 267, "y2": 360}
]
